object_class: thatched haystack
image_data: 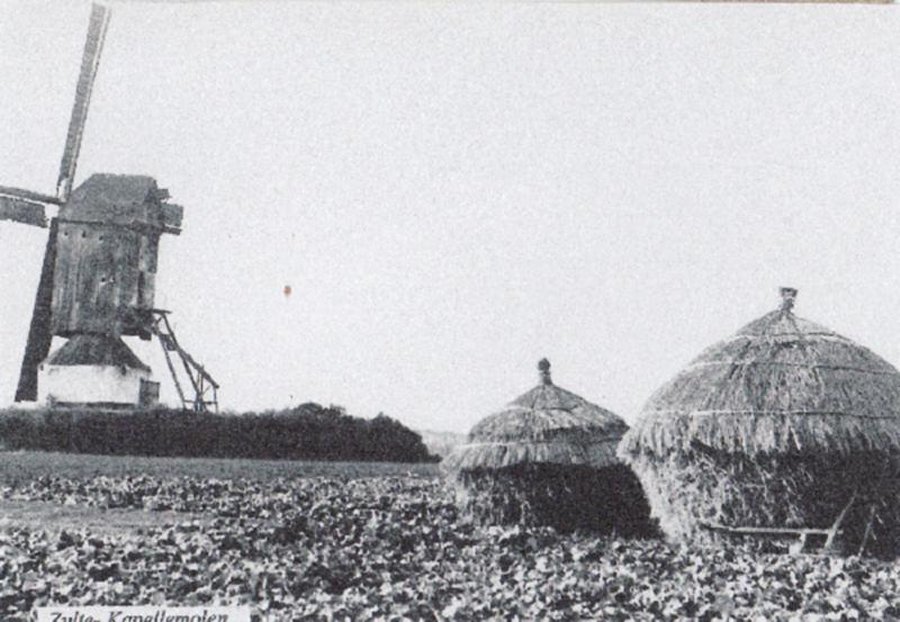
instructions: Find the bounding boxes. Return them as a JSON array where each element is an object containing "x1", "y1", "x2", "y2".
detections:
[
  {"x1": 619, "y1": 288, "x2": 900, "y2": 557},
  {"x1": 444, "y1": 359, "x2": 651, "y2": 534}
]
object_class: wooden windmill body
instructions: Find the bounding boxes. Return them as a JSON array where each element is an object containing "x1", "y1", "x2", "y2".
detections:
[{"x1": 0, "y1": 5, "x2": 217, "y2": 412}]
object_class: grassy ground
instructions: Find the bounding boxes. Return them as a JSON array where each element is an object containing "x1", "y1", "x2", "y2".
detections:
[
  {"x1": 0, "y1": 498, "x2": 206, "y2": 535},
  {"x1": 0, "y1": 451, "x2": 440, "y2": 539},
  {"x1": 0, "y1": 450, "x2": 441, "y2": 485}
]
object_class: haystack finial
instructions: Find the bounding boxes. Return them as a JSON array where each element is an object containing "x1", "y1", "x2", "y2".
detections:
[
  {"x1": 538, "y1": 358, "x2": 552, "y2": 385},
  {"x1": 780, "y1": 287, "x2": 798, "y2": 313}
]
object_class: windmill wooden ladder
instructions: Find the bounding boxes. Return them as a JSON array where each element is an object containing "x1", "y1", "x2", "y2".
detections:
[{"x1": 151, "y1": 310, "x2": 219, "y2": 413}]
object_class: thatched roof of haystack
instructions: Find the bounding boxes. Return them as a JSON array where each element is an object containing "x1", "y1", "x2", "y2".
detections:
[
  {"x1": 621, "y1": 288, "x2": 900, "y2": 459},
  {"x1": 444, "y1": 359, "x2": 628, "y2": 470}
]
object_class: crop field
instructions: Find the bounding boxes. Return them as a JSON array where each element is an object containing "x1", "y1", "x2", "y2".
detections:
[{"x1": 2, "y1": 452, "x2": 900, "y2": 621}]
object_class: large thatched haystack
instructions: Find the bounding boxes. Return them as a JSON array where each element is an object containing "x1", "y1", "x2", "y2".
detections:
[
  {"x1": 619, "y1": 288, "x2": 900, "y2": 556},
  {"x1": 444, "y1": 359, "x2": 651, "y2": 534}
]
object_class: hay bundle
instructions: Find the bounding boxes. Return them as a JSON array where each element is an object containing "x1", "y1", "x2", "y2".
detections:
[
  {"x1": 619, "y1": 288, "x2": 900, "y2": 556},
  {"x1": 444, "y1": 359, "x2": 651, "y2": 534}
]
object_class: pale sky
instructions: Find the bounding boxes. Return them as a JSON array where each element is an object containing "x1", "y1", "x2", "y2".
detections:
[{"x1": 1, "y1": 1, "x2": 898, "y2": 433}]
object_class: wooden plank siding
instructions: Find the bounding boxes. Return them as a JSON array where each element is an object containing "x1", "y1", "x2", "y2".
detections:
[
  {"x1": 48, "y1": 174, "x2": 181, "y2": 339},
  {"x1": 50, "y1": 222, "x2": 160, "y2": 337}
]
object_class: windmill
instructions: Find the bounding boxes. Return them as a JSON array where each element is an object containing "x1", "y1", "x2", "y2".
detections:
[{"x1": 0, "y1": 4, "x2": 218, "y2": 412}]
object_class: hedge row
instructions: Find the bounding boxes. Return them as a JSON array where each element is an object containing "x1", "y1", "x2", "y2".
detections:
[{"x1": 0, "y1": 403, "x2": 439, "y2": 463}]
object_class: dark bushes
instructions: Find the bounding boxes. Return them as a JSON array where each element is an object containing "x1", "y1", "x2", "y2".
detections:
[{"x1": 0, "y1": 403, "x2": 438, "y2": 463}]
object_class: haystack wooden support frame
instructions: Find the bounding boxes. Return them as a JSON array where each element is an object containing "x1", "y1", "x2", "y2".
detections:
[
  {"x1": 700, "y1": 522, "x2": 837, "y2": 551},
  {"x1": 152, "y1": 310, "x2": 218, "y2": 413},
  {"x1": 699, "y1": 488, "x2": 859, "y2": 554}
]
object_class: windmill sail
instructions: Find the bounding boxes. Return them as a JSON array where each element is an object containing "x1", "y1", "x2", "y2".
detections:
[
  {"x1": 0, "y1": 186, "x2": 60, "y2": 227},
  {"x1": 0, "y1": 195, "x2": 48, "y2": 228},
  {"x1": 56, "y1": 3, "x2": 111, "y2": 202},
  {"x1": 14, "y1": 220, "x2": 60, "y2": 402}
]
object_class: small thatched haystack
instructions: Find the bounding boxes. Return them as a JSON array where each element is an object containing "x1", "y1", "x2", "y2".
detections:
[
  {"x1": 619, "y1": 288, "x2": 900, "y2": 556},
  {"x1": 444, "y1": 359, "x2": 651, "y2": 534}
]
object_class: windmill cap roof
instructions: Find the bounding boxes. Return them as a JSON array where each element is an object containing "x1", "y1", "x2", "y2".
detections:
[
  {"x1": 46, "y1": 334, "x2": 150, "y2": 371},
  {"x1": 60, "y1": 174, "x2": 183, "y2": 232}
]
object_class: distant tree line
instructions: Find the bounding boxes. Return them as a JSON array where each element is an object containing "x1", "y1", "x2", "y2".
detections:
[{"x1": 0, "y1": 403, "x2": 439, "y2": 463}]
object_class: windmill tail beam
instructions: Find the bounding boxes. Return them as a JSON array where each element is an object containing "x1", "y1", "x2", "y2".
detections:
[{"x1": 56, "y1": 3, "x2": 111, "y2": 203}]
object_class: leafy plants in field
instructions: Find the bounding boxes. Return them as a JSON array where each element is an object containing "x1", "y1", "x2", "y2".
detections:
[{"x1": 1, "y1": 467, "x2": 900, "y2": 620}]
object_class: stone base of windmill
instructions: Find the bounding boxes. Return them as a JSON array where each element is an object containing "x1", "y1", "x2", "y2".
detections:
[
  {"x1": 37, "y1": 334, "x2": 160, "y2": 409},
  {"x1": 451, "y1": 462, "x2": 656, "y2": 536}
]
